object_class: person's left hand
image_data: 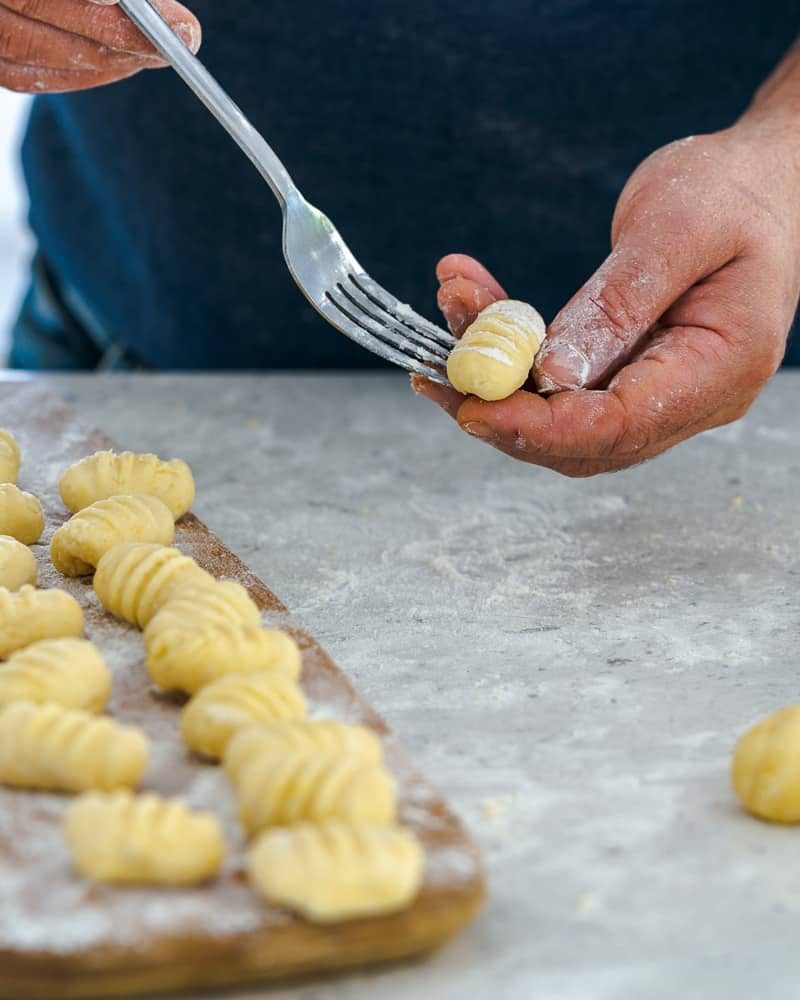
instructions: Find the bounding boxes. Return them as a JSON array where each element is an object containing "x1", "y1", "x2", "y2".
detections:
[{"x1": 413, "y1": 118, "x2": 800, "y2": 477}]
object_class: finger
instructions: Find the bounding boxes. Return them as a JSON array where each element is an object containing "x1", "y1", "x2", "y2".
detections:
[
  {"x1": 410, "y1": 375, "x2": 465, "y2": 418},
  {"x1": 0, "y1": 5, "x2": 164, "y2": 70},
  {"x1": 0, "y1": 54, "x2": 145, "y2": 91},
  {"x1": 436, "y1": 254, "x2": 507, "y2": 336},
  {"x1": 0, "y1": 0, "x2": 200, "y2": 58},
  {"x1": 534, "y1": 203, "x2": 741, "y2": 394}
]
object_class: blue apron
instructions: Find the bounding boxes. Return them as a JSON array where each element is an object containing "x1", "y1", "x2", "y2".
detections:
[{"x1": 11, "y1": 1, "x2": 800, "y2": 369}]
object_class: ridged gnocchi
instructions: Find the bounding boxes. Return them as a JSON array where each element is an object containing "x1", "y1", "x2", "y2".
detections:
[
  {"x1": 447, "y1": 299, "x2": 546, "y2": 401},
  {"x1": 0, "y1": 535, "x2": 37, "y2": 590},
  {"x1": 0, "y1": 484, "x2": 45, "y2": 545},
  {"x1": 94, "y1": 542, "x2": 212, "y2": 627},
  {"x1": 0, "y1": 429, "x2": 20, "y2": 484},
  {"x1": 732, "y1": 706, "x2": 800, "y2": 822},
  {"x1": 144, "y1": 580, "x2": 261, "y2": 640},
  {"x1": 181, "y1": 672, "x2": 307, "y2": 759},
  {"x1": 224, "y1": 720, "x2": 382, "y2": 784},
  {"x1": 64, "y1": 790, "x2": 225, "y2": 885},
  {"x1": 0, "y1": 585, "x2": 84, "y2": 659},
  {"x1": 147, "y1": 621, "x2": 301, "y2": 694},
  {"x1": 232, "y1": 749, "x2": 397, "y2": 834},
  {"x1": 59, "y1": 450, "x2": 196, "y2": 519},
  {"x1": 247, "y1": 821, "x2": 423, "y2": 921},
  {"x1": 51, "y1": 494, "x2": 174, "y2": 577},
  {"x1": 0, "y1": 701, "x2": 148, "y2": 792},
  {"x1": 0, "y1": 638, "x2": 111, "y2": 712}
]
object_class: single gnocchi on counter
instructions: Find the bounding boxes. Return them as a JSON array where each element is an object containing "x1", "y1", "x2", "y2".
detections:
[
  {"x1": 0, "y1": 429, "x2": 20, "y2": 484},
  {"x1": 64, "y1": 790, "x2": 225, "y2": 885},
  {"x1": 0, "y1": 638, "x2": 111, "y2": 713},
  {"x1": 0, "y1": 535, "x2": 37, "y2": 591},
  {"x1": 0, "y1": 585, "x2": 84, "y2": 659},
  {"x1": 0, "y1": 484, "x2": 45, "y2": 545},
  {"x1": 446, "y1": 299, "x2": 546, "y2": 401},
  {"x1": 59, "y1": 450, "x2": 195, "y2": 519},
  {"x1": 732, "y1": 705, "x2": 800, "y2": 823}
]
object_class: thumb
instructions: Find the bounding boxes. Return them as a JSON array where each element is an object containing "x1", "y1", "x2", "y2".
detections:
[{"x1": 534, "y1": 210, "x2": 738, "y2": 393}]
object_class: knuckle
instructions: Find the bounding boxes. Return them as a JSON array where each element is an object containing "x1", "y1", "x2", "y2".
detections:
[{"x1": 588, "y1": 281, "x2": 645, "y2": 343}]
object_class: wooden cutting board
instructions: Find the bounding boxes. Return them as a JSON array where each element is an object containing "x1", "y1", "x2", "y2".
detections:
[{"x1": 0, "y1": 380, "x2": 485, "y2": 1000}]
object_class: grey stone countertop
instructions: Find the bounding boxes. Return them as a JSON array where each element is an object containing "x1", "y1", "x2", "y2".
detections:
[{"x1": 27, "y1": 372, "x2": 800, "y2": 999}]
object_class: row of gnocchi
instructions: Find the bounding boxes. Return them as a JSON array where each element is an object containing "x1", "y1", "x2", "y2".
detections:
[{"x1": 0, "y1": 435, "x2": 423, "y2": 923}]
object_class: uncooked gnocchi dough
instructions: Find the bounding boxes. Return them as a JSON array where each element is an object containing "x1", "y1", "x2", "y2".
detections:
[
  {"x1": 0, "y1": 701, "x2": 148, "y2": 792},
  {"x1": 181, "y1": 672, "x2": 307, "y2": 759},
  {"x1": 64, "y1": 790, "x2": 225, "y2": 885},
  {"x1": 0, "y1": 484, "x2": 45, "y2": 545},
  {"x1": 0, "y1": 429, "x2": 20, "y2": 484},
  {"x1": 446, "y1": 299, "x2": 546, "y2": 401},
  {"x1": 732, "y1": 705, "x2": 800, "y2": 822},
  {"x1": 51, "y1": 494, "x2": 174, "y2": 577},
  {"x1": 247, "y1": 821, "x2": 423, "y2": 922},
  {"x1": 232, "y1": 749, "x2": 397, "y2": 834},
  {"x1": 0, "y1": 638, "x2": 111, "y2": 712},
  {"x1": 0, "y1": 535, "x2": 37, "y2": 590},
  {"x1": 147, "y1": 621, "x2": 301, "y2": 694},
  {"x1": 94, "y1": 542, "x2": 212, "y2": 627},
  {"x1": 144, "y1": 580, "x2": 261, "y2": 640},
  {"x1": 224, "y1": 720, "x2": 382, "y2": 784},
  {"x1": 0, "y1": 585, "x2": 84, "y2": 659},
  {"x1": 59, "y1": 450, "x2": 196, "y2": 519}
]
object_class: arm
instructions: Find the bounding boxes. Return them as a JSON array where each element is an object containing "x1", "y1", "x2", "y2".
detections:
[
  {"x1": 416, "y1": 37, "x2": 800, "y2": 476},
  {"x1": 0, "y1": 0, "x2": 200, "y2": 94}
]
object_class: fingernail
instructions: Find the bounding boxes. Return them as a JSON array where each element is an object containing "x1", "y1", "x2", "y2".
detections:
[
  {"x1": 177, "y1": 23, "x2": 202, "y2": 53},
  {"x1": 462, "y1": 421, "x2": 494, "y2": 440},
  {"x1": 535, "y1": 343, "x2": 591, "y2": 392}
]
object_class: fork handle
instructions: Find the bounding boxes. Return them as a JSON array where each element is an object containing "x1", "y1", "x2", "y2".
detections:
[{"x1": 119, "y1": 0, "x2": 297, "y2": 209}]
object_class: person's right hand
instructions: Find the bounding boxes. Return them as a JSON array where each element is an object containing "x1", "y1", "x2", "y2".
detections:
[{"x1": 0, "y1": 0, "x2": 201, "y2": 94}]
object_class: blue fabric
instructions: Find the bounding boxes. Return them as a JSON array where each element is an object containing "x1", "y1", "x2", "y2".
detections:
[{"x1": 14, "y1": 1, "x2": 800, "y2": 370}]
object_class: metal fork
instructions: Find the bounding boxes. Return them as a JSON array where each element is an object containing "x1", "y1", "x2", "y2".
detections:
[{"x1": 118, "y1": 0, "x2": 454, "y2": 384}]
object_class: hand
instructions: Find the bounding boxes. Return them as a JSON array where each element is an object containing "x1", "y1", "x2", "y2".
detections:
[
  {"x1": 414, "y1": 119, "x2": 800, "y2": 477},
  {"x1": 0, "y1": 0, "x2": 201, "y2": 93}
]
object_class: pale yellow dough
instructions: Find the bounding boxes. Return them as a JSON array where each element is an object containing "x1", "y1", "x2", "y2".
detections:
[
  {"x1": 181, "y1": 672, "x2": 307, "y2": 759},
  {"x1": 94, "y1": 542, "x2": 212, "y2": 627},
  {"x1": 64, "y1": 790, "x2": 225, "y2": 885},
  {"x1": 51, "y1": 494, "x2": 174, "y2": 577},
  {"x1": 0, "y1": 585, "x2": 84, "y2": 659},
  {"x1": 0, "y1": 701, "x2": 148, "y2": 792},
  {"x1": 147, "y1": 620, "x2": 301, "y2": 694},
  {"x1": 0, "y1": 638, "x2": 111, "y2": 712},
  {"x1": 224, "y1": 720, "x2": 382, "y2": 784},
  {"x1": 59, "y1": 450, "x2": 196, "y2": 519},
  {"x1": 446, "y1": 299, "x2": 546, "y2": 401},
  {"x1": 0, "y1": 535, "x2": 37, "y2": 590},
  {"x1": 233, "y1": 749, "x2": 397, "y2": 834},
  {"x1": 144, "y1": 580, "x2": 261, "y2": 639},
  {"x1": 247, "y1": 821, "x2": 424, "y2": 922},
  {"x1": 0, "y1": 429, "x2": 20, "y2": 484},
  {"x1": 732, "y1": 705, "x2": 800, "y2": 822},
  {"x1": 0, "y1": 484, "x2": 45, "y2": 545}
]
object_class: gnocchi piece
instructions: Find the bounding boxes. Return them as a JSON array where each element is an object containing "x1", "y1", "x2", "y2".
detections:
[
  {"x1": 181, "y1": 672, "x2": 307, "y2": 759},
  {"x1": 446, "y1": 299, "x2": 546, "y2": 401},
  {"x1": 94, "y1": 542, "x2": 212, "y2": 627},
  {"x1": 0, "y1": 701, "x2": 148, "y2": 792},
  {"x1": 0, "y1": 535, "x2": 37, "y2": 590},
  {"x1": 0, "y1": 429, "x2": 20, "y2": 484},
  {"x1": 0, "y1": 484, "x2": 45, "y2": 545},
  {"x1": 51, "y1": 494, "x2": 174, "y2": 577},
  {"x1": 225, "y1": 720, "x2": 382, "y2": 784},
  {"x1": 147, "y1": 621, "x2": 301, "y2": 694},
  {"x1": 64, "y1": 790, "x2": 225, "y2": 885},
  {"x1": 247, "y1": 821, "x2": 423, "y2": 922},
  {"x1": 0, "y1": 585, "x2": 84, "y2": 659},
  {"x1": 144, "y1": 580, "x2": 261, "y2": 640},
  {"x1": 0, "y1": 638, "x2": 111, "y2": 712},
  {"x1": 59, "y1": 450, "x2": 195, "y2": 519},
  {"x1": 732, "y1": 705, "x2": 800, "y2": 822},
  {"x1": 232, "y1": 749, "x2": 397, "y2": 834}
]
